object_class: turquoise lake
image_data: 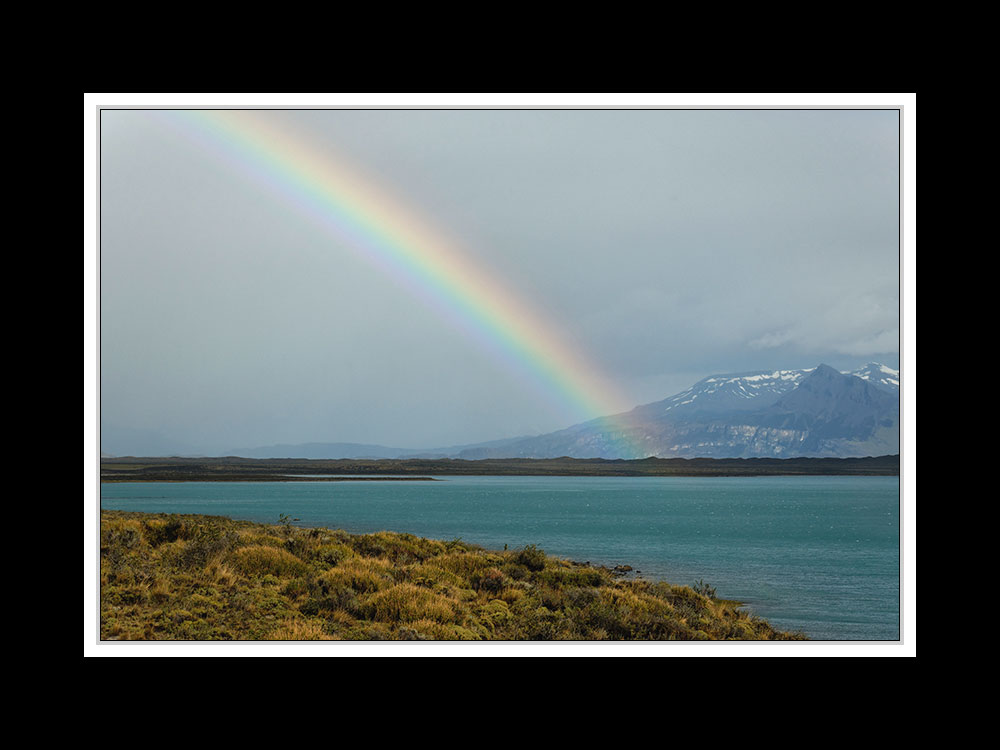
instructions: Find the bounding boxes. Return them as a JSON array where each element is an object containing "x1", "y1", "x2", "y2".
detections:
[{"x1": 100, "y1": 475, "x2": 900, "y2": 641}]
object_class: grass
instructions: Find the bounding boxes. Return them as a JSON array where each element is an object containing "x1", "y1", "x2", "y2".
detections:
[{"x1": 100, "y1": 510, "x2": 808, "y2": 642}]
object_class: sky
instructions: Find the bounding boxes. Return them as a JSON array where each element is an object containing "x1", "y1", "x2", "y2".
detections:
[{"x1": 98, "y1": 104, "x2": 901, "y2": 456}]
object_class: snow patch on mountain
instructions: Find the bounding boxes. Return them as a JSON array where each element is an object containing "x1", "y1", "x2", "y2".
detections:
[{"x1": 848, "y1": 362, "x2": 900, "y2": 392}]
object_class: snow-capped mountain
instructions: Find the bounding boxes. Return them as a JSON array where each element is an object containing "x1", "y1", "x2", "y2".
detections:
[
  {"x1": 637, "y1": 363, "x2": 899, "y2": 422},
  {"x1": 639, "y1": 368, "x2": 816, "y2": 421},
  {"x1": 456, "y1": 363, "x2": 900, "y2": 460},
  {"x1": 847, "y1": 362, "x2": 900, "y2": 393},
  {"x1": 232, "y1": 362, "x2": 902, "y2": 461}
]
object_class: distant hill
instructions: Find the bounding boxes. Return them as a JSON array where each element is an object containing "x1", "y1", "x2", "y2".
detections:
[
  {"x1": 230, "y1": 436, "x2": 530, "y2": 460},
  {"x1": 233, "y1": 442, "x2": 415, "y2": 460},
  {"x1": 99, "y1": 426, "x2": 207, "y2": 459}
]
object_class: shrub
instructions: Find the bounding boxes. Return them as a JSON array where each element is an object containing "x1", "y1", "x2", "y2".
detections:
[
  {"x1": 350, "y1": 531, "x2": 447, "y2": 564},
  {"x1": 101, "y1": 523, "x2": 144, "y2": 573},
  {"x1": 538, "y1": 565, "x2": 607, "y2": 589},
  {"x1": 230, "y1": 546, "x2": 309, "y2": 578},
  {"x1": 301, "y1": 584, "x2": 359, "y2": 616},
  {"x1": 318, "y1": 557, "x2": 396, "y2": 594},
  {"x1": 565, "y1": 586, "x2": 599, "y2": 609},
  {"x1": 515, "y1": 602, "x2": 559, "y2": 640},
  {"x1": 429, "y1": 551, "x2": 498, "y2": 579},
  {"x1": 176, "y1": 525, "x2": 238, "y2": 570},
  {"x1": 142, "y1": 518, "x2": 185, "y2": 547},
  {"x1": 314, "y1": 542, "x2": 353, "y2": 567},
  {"x1": 406, "y1": 562, "x2": 465, "y2": 591},
  {"x1": 281, "y1": 577, "x2": 312, "y2": 600},
  {"x1": 474, "y1": 599, "x2": 513, "y2": 635},
  {"x1": 513, "y1": 544, "x2": 547, "y2": 572},
  {"x1": 503, "y1": 562, "x2": 530, "y2": 581},
  {"x1": 359, "y1": 583, "x2": 460, "y2": 624},
  {"x1": 693, "y1": 579, "x2": 717, "y2": 599},
  {"x1": 471, "y1": 567, "x2": 507, "y2": 594}
]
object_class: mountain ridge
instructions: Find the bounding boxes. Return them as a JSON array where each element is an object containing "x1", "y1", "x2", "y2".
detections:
[
  {"x1": 104, "y1": 362, "x2": 900, "y2": 460},
  {"x1": 454, "y1": 363, "x2": 899, "y2": 460},
  {"x1": 231, "y1": 363, "x2": 899, "y2": 461}
]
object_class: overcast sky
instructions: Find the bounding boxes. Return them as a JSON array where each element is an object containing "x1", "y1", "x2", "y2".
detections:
[{"x1": 100, "y1": 107, "x2": 900, "y2": 455}]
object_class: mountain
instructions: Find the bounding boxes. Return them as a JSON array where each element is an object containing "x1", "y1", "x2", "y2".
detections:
[
  {"x1": 456, "y1": 363, "x2": 899, "y2": 460},
  {"x1": 634, "y1": 367, "x2": 815, "y2": 421},
  {"x1": 848, "y1": 362, "x2": 900, "y2": 393},
  {"x1": 742, "y1": 364, "x2": 900, "y2": 457},
  {"x1": 222, "y1": 362, "x2": 900, "y2": 461}
]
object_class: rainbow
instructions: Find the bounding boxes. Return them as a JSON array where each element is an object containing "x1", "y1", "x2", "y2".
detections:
[{"x1": 155, "y1": 109, "x2": 645, "y2": 456}]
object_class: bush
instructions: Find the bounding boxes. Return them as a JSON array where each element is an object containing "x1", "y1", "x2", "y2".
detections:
[
  {"x1": 319, "y1": 558, "x2": 395, "y2": 594},
  {"x1": 301, "y1": 585, "x2": 359, "y2": 616},
  {"x1": 538, "y1": 565, "x2": 607, "y2": 589},
  {"x1": 142, "y1": 518, "x2": 185, "y2": 547},
  {"x1": 314, "y1": 542, "x2": 353, "y2": 567},
  {"x1": 693, "y1": 579, "x2": 717, "y2": 599},
  {"x1": 471, "y1": 567, "x2": 506, "y2": 594},
  {"x1": 359, "y1": 583, "x2": 460, "y2": 624},
  {"x1": 230, "y1": 546, "x2": 309, "y2": 578},
  {"x1": 513, "y1": 544, "x2": 547, "y2": 572},
  {"x1": 429, "y1": 551, "x2": 498, "y2": 579},
  {"x1": 177, "y1": 525, "x2": 238, "y2": 570}
]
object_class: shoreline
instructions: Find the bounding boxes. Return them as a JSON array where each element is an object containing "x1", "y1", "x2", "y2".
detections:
[
  {"x1": 101, "y1": 475, "x2": 440, "y2": 483},
  {"x1": 100, "y1": 454, "x2": 900, "y2": 482}
]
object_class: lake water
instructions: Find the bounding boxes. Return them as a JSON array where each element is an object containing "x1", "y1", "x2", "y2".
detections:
[{"x1": 100, "y1": 475, "x2": 900, "y2": 641}]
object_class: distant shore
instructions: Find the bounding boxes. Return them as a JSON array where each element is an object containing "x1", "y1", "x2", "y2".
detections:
[
  {"x1": 101, "y1": 474, "x2": 440, "y2": 483},
  {"x1": 100, "y1": 454, "x2": 900, "y2": 482}
]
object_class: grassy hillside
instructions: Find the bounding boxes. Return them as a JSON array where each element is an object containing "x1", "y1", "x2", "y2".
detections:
[{"x1": 100, "y1": 510, "x2": 807, "y2": 641}]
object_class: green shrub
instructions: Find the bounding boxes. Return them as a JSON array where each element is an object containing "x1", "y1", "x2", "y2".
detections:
[
  {"x1": 513, "y1": 544, "x2": 547, "y2": 572},
  {"x1": 314, "y1": 542, "x2": 353, "y2": 567},
  {"x1": 538, "y1": 565, "x2": 607, "y2": 589},
  {"x1": 693, "y1": 579, "x2": 717, "y2": 599}
]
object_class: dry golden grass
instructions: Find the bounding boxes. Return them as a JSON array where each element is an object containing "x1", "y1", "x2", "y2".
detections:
[
  {"x1": 230, "y1": 545, "x2": 309, "y2": 578},
  {"x1": 100, "y1": 510, "x2": 808, "y2": 642},
  {"x1": 267, "y1": 618, "x2": 338, "y2": 641},
  {"x1": 318, "y1": 557, "x2": 395, "y2": 594},
  {"x1": 359, "y1": 583, "x2": 462, "y2": 624}
]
